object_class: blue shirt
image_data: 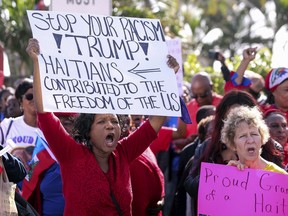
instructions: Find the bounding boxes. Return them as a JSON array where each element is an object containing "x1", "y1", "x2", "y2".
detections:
[{"x1": 40, "y1": 162, "x2": 65, "y2": 216}]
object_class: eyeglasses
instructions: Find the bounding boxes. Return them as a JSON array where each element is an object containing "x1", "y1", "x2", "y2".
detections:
[
  {"x1": 23, "y1": 93, "x2": 33, "y2": 101},
  {"x1": 191, "y1": 91, "x2": 210, "y2": 99}
]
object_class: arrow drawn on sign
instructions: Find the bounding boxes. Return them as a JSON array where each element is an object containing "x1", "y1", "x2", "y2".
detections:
[{"x1": 127, "y1": 63, "x2": 161, "y2": 79}]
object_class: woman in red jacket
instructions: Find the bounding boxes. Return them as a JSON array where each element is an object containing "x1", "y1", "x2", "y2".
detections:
[{"x1": 26, "y1": 38, "x2": 180, "y2": 216}]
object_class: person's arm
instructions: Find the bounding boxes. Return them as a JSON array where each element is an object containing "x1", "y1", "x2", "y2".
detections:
[
  {"x1": 26, "y1": 38, "x2": 44, "y2": 113},
  {"x1": 216, "y1": 52, "x2": 230, "y2": 82},
  {"x1": 148, "y1": 115, "x2": 167, "y2": 134},
  {"x1": 234, "y1": 47, "x2": 257, "y2": 85},
  {"x1": 26, "y1": 39, "x2": 78, "y2": 162},
  {"x1": 220, "y1": 65, "x2": 231, "y2": 82},
  {"x1": 184, "y1": 173, "x2": 200, "y2": 198},
  {"x1": 183, "y1": 156, "x2": 200, "y2": 198},
  {"x1": 172, "y1": 118, "x2": 186, "y2": 139}
]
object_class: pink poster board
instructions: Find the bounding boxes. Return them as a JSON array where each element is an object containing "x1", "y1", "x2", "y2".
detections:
[{"x1": 198, "y1": 162, "x2": 288, "y2": 216}]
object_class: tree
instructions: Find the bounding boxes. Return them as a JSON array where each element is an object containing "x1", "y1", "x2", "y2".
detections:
[
  {"x1": 0, "y1": 0, "x2": 35, "y2": 78},
  {"x1": 176, "y1": 0, "x2": 287, "y2": 93}
]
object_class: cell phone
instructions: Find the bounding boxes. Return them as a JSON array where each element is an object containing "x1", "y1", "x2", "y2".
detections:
[{"x1": 208, "y1": 50, "x2": 219, "y2": 60}]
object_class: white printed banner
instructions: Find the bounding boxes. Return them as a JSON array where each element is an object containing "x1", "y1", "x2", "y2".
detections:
[{"x1": 27, "y1": 10, "x2": 181, "y2": 116}]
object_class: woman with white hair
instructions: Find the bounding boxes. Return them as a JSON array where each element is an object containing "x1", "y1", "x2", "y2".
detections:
[{"x1": 221, "y1": 105, "x2": 287, "y2": 174}]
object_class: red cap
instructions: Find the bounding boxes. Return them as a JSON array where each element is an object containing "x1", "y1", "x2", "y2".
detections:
[{"x1": 263, "y1": 108, "x2": 286, "y2": 119}]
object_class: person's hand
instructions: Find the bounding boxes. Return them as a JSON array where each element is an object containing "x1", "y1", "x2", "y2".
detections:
[
  {"x1": 243, "y1": 47, "x2": 257, "y2": 62},
  {"x1": 216, "y1": 52, "x2": 225, "y2": 64},
  {"x1": 227, "y1": 160, "x2": 247, "y2": 170},
  {"x1": 146, "y1": 198, "x2": 164, "y2": 216},
  {"x1": 26, "y1": 38, "x2": 40, "y2": 62},
  {"x1": 167, "y1": 54, "x2": 180, "y2": 73}
]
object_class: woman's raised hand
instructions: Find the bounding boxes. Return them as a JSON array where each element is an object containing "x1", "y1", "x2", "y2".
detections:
[{"x1": 26, "y1": 38, "x2": 40, "y2": 62}]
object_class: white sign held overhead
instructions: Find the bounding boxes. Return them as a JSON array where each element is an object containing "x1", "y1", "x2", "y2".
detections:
[
  {"x1": 26, "y1": 10, "x2": 181, "y2": 116},
  {"x1": 50, "y1": 0, "x2": 112, "y2": 16}
]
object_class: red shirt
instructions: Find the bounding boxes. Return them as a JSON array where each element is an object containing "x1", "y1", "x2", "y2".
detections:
[
  {"x1": 150, "y1": 127, "x2": 174, "y2": 155},
  {"x1": 284, "y1": 143, "x2": 288, "y2": 167},
  {"x1": 185, "y1": 94, "x2": 222, "y2": 137},
  {"x1": 130, "y1": 147, "x2": 164, "y2": 216},
  {"x1": 37, "y1": 113, "x2": 157, "y2": 216},
  {"x1": 224, "y1": 71, "x2": 252, "y2": 93}
]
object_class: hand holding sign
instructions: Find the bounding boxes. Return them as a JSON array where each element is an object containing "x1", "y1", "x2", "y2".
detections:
[
  {"x1": 26, "y1": 38, "x2": 40, "y2": 62},
  {"x1": 167, "y1": 54, "x2": 180, "y2": 74}
]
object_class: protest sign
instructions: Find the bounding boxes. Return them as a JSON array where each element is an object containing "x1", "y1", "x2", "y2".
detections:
[
  {"x1": 198, "y1": 162, "x2": 288, "y2": 216},
  {"x1": 166, "y1": 38, "x2": 183, "y2": 96},
  {"x1": 27, "y1": 10, "x2": 181, "y2": 116}
]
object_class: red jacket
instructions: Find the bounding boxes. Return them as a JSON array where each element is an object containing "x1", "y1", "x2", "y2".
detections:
[
  {"x1": 37, "y1": 112, "x2": 157, "y2": 216},
  {"x1": 130, "y1": 147, "x2": 164, "y2": 216}
]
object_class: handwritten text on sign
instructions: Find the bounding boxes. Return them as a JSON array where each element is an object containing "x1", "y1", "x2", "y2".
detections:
[
  {"x1": 27, "y1": 10, "x2": 180, "y2": 115},
  {"x1": 198, "y1": 163, "x2": 288, "y2": 216}
]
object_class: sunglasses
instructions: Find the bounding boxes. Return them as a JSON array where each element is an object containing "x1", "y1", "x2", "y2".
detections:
[
  {"x1": 23, "y1": 93, "x2": 33, "y2": 101},
  {"x1": 191, "y1": 91, "x2": 210, "y2": 99}
]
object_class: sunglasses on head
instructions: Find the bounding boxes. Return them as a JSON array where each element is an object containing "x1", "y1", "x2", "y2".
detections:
[
  {"x1": 23, "y1": 93, "x2": 33, "y2": 101},
  {"x1": 191, "y1": 91, "x2": 210, "y2": 99}
]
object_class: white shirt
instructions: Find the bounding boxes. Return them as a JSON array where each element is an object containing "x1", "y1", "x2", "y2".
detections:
[{"x1": 0, "y1": 116, "x2": 44, "y2": 148}]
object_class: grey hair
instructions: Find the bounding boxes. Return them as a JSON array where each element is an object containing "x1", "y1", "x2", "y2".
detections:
[{"x1": 221, "y1": 106, "x2": 269, "y2": 149}]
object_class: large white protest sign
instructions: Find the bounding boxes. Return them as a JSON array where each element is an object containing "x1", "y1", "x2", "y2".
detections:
[{"x1": 27, "y1": 10, "x2": 181, "y2": 116}]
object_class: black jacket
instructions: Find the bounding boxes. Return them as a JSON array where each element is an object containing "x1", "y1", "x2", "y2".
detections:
[{"x1": 1, "y1": 145, "x2": 27, "y2": 183}]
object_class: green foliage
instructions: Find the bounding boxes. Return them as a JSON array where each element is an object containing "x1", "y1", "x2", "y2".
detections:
[
  {"x1": 113, "y1": 5, "x2": 156, "y2": 18},
  {"x1": 279, "y1": 0, "x2": 288, "y2": 6},
  {"x1": 0, "y1": 0, "x2": 34, "y2": 76},
  {"x1": 183, "y1": 47, "x2": 272, "y2": 95},
  {"x1": 184, "y1": 53, "x2": 225, "y2": 95}
]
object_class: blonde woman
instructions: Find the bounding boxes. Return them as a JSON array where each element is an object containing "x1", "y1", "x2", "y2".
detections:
[{"x1": 221, "y1": 106, "x2": 287, "y2": 174}]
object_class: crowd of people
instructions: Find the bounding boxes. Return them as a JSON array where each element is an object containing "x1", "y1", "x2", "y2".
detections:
[{"x1": 0, "y1": 38, "x2": 287, "y2": 216}]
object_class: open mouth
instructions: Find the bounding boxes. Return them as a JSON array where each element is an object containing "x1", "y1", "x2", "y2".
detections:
[
  {"x1": 105, "y1": 133, "x2": 115, "y2": 146},
  {"x1": 247, "y1": 147, "x2": 256, "y2": 154}
]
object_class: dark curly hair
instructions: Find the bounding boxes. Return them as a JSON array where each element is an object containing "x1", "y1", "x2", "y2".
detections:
[{"x1": 15, "y1": 78, "x2": 33, "y2": 102}]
